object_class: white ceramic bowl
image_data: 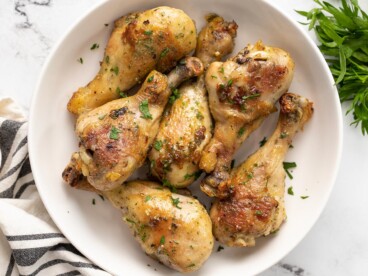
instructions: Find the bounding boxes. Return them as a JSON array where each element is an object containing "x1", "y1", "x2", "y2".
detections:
[{"x1": 29, "y1": 0, "x2": 343, "y2": 275}]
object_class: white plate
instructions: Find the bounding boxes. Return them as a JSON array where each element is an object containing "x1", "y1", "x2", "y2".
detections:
[{"x1": 28, "y1": 0, "x2": 343, "y2": 275}]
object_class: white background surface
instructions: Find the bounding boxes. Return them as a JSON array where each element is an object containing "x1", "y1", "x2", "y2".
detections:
[{"x1": 1, "y1": 0, "x2": 367, "y2": 275}]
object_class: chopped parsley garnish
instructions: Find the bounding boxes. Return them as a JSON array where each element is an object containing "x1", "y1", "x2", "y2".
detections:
[
  {"x1": 231, "y1": 159, "x2": 235, "y2": 169},
  {"x1": 255, "y1": 210, "x2": 263, "y2": 216},
  {"x1": 139, "y1": 99, "x2": 153, "y2": 119},
  {"x1": 283, "y1": 161, "x2": 297, "y2": 179},
  {"x1": 105, "y1": 55, "x2": 110, "y2": 64},
  {"x1": 144, "y1": 30, "x2": 153, "y2": 35},
  {"x1": 247, "y1": 172, "x2": 253, "y2": 179},
  {"x1": 227, "y1": 79, "x2": 233, "y2": 86},
  {"x1": 90, "y1": 43, "x2": 99, "y2": 50},
  {"x1": 183, "y1": 171, "x2": 202, "y2": 180},
  {"x1": 126, "y1": 218, "x2": 135, "y2": 224},
  {"x1": 259, "y1": 136, "x2": 267, "y2": 147},
  {"x1": 280, "y1": 132, "x2": 288, "y2": 139},
  {"x1": 98, "y1": 114, "x2": 106, "y2": 120},
  {"x1": 99, "y1": 195, "x2": 105, "y2": 201},
  {"x1": 169, "y1": 88, "x2": 180, "y2": 104},
  {"x1": 211, "y1": 75, "x2": 217, "y2": 79},
  {"x1": 219, "y1": 67, "x2": 224, "y2": 74},
  {"x1": 160, "y1": 235, "x2": 165, "y2": 245},
  {"x1": 160, "y1": 47, "x2": 170, "y2": 58},
  {"x1": 171, "y1": 197, "x2": 182, "y2": 209},
  {"x1": 145, "y1": 195, "x2": 152, "y2": 202},
  {"x1": 116, "y1": 87, "x2": 127, "y2": 98},
  {"x1": 92, "y1": 198, "x2": 96, "y2": 205},
  {"x1": 147, "y1": 75, "x2": 154, "y2": 83},
  {"x1": 187, "y1": 264, "x2": 195, "y2": 268},
  {"x1": 153, "y1": 140, "x2": 163, "y2": 151},
  {"x1": 237, "y1": 127, "x2": 245, "y2": 137},
  {"x1": 77, "y1": 57, "x2": 83, "y2": 64},
  {"x1": 163, "y1": 179, "x2": 177, "y2": 192},
  {"x1": 196, "y1": 112, "x2": 204, "y2": 120},
  {"x1": 109, "y1": 126, "x2": 121, "y2": 140},
  {"x1": 242, "y1": 93, "x2": 260, "y2": 101},
  {"x1": 287, "y1": 186, "x2": 294, "y2": 195},
  {"x1": 301, "y1": 195, "x2": 309, "y2": 199},
  {"x1": 217, "y1": 245, "x2": 224, "y2": 252},
  {"x1": 110, "y1": 66, "x2": 119, "y2": 76}
]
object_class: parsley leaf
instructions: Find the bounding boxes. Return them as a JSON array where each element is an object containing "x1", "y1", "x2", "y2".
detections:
[
  {"x1": 283, "y1": 161, "x2": 297, "y2": 179},
  {"x1": 171, "y1": 197, "x2": 182, "y2": 209},
  {"x1": 153, "y1": 140, "x2": 163, "y2": 151},
  {"x1": 288, "y1": 186, "x2": 294, "y2": 195},
  {"x1": 139, "y1": 99, "x2": 153, "y2": 119},
  {"x1": 109, "y1": 126, "x2": 121, "y2": 140},
  {"x1": 90, "y1": 43, "x2": 99, "y2": 50}
]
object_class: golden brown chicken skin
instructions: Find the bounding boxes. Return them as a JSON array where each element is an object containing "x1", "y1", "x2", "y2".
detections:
[
  {"x1": 211, "y1": 93, "x2": 313, "y2": 247},
  {"x1": 199, "y1": 41, "x2": 295, "y2": 197},
  {"x1": 148, "y1": 15, "x2": 238, "y2": 188},
  {"x1": 67, "y1": 6, "x2": 197, "y2": 115},
  {"x1": 62, "y1": 58, "x2": 204, "y2": 191},
  {"x1": 65, "y1": 179, "x2": 214, "y2": 273}
]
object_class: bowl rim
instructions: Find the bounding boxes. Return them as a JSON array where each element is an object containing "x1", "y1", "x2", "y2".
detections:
[{"x1": 28, "y1": 0, "x2": 343, "y2": 274}]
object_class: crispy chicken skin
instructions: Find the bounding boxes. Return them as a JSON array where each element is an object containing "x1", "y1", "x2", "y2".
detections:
[
  {"x1": 66, "y1": 179, "x2": 214, "y2": 273},
  {"x1": 148, "y1": 15, "x2": 238, "y2": 188},
  {"x1": 62, "y1": 58, "x2": 204, "y2": 191},
  {"x1": 211, "y1": 93, "x2": 313, "y2": 247},
  {"x1": 67, "y1": 6, "x2": 197, "y2": 115},
  {"x1": 199, "y1": 41, "x2": 295, "y2": 197}
]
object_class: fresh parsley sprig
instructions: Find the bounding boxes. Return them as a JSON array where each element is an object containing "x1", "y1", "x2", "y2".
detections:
[{"x1": 297, "y1": 0, "x2": 368, "y2": 135}]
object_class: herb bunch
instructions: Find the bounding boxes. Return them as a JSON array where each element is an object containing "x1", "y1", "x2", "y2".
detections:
[{"x1": 297, "y1": 0, "x2": 368, "y2": 135}]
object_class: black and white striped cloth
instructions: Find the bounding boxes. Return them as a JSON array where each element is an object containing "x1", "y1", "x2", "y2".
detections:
[{"x1": 0, "y1": 99, "x2": 110, "y2": 276}]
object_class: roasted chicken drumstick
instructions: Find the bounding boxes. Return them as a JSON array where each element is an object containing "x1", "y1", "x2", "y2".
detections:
[
  {"x1": 211, "y1": 93, "x2": 313, "y2": 247},
  {"x1": 199, "y1": 41, "x2": 295, "y2": 197},
  {"x1": 67, "y1": 6, "x2": 197, "y2": 115},
  {"x1": 63, "y1": 58, "x2": 203, "y2": 191},
  {"x1": 148, "y1": 15, "x2": 237, "y2": 188},
  {"x1": 67, "y1": 179, "x2": 214, "y2": 273}
]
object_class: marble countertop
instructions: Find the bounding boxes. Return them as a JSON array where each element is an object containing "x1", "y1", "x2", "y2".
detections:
[{"x1": 1, "y1": 0, "x2": 367, "y2": 275}]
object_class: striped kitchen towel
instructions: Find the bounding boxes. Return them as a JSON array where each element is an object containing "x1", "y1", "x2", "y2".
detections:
[{"x1": 0, "y1": 98, "x2": 110, "y2": 276}]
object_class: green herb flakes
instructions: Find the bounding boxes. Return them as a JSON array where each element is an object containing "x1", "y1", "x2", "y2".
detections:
[
  {"x1": 139, "y1": 99, "x2": 153, "y2": 119},
  {"x1": 110, "y1": 66, "x2": 119, "y2": 76},
  {"x1": 109, "y1": 126, "x2": 121, "y2": 140},
  {"x1": 169, "y1": 88, "x2": 180, "y2": 104},
  {"x1": 160, "y1": 235, "x2": 165, "y2": 245},
  {"x1": 145, "y1": 195, "x2": 152, "y2": 202},
  {"x1": 90, "y1": 43, "x2": 99, "y2": 50},
  {"x1": 77, "y1": 57, "x2": 83, "y2": 64},
  {"x1": 237, "y1": 127, "x2": 245, "y2": 137},
  {"x1": 283, "y1": 161, "x2": 297, "y2": 179},
  {"x1": 116, "y1": 87, "x2": 127, "y2": 98},
  {"x1": 287, "y1": 186, "x2": 294, "y2": 196},
  {"x1": 160, "y1": 47, "x2": 170, "y2": 58},
  {"x1": 171, "y1": 197, "x2": 182, "y2": 209},
  {"x1": 147, "y1": 75, "x2": 154, "y2": 83},
  {"x1": 259, "y1": 136, "x2": 267, "y2": 147},
  {"x1": 153, "y1": 140, "x2": 163, "y2": 151}
]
